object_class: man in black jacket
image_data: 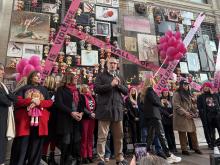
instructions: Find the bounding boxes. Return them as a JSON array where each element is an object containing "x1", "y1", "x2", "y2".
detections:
[{"x1": 94, "y1": 57, "x2": 128, "y2": 165}]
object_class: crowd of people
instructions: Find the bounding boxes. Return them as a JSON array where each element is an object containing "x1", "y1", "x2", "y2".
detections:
[{"x1": 0, "y1": 57, "x2": 220, "y2": 165}]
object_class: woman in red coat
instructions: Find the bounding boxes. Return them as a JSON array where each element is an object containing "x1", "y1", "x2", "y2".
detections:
[{"x1": 10, "y1": 71, "x2": 53, "y2": 165}]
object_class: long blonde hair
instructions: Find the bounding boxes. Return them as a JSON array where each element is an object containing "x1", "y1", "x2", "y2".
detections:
[{"x1": 140, "y1": 78, "x2": 156, "y2": 103}]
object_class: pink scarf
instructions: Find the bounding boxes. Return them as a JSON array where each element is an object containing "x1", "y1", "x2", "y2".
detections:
[
  {"x1": 84, "y1": 93, "x2": 96, "y2": 112},
  {"x1": 66, "y1": 84, "x2": 79, "y2": 108}
]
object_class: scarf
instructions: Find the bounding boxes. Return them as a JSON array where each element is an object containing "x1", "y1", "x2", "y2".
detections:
[
  {"x1": 84, "y1": 93, "x2": 96, "y2": 112},
  {"x1": 66, "y1": 84, "x2": 79, "y2": 108},
  {"x1": 0, "y1": 82, "x2": 15, "y2": 140}
]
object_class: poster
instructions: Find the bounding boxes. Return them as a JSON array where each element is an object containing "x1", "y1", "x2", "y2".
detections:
[
  {"x1": 186, "y1": 53, "x2": 200, "y2": 72},
  {"x1": 7, "y1": 42, "x2": 23, "y2": 57},
  {"x1": 137, "y1": 34, "x2": 158, "y2": 63},
  {"x1": 42, "y1": 3, "x2": 58, "y2": 14},
  {"x1": 95, "y1": 21, "x2": 111, "y2": 36},
  {"x1": 124, "y1": 36, "x2": 137, "y2": 52},
  {"x1": 66, "y1": 42, "x2": 77, "y2": 56},
  {"x1": 22, "y1": 44, "x2": 43, "y2": 59},
  {"x1": 123, "y1": 16, "x2": 151, "y2": 33},
  {"x1": 81, "y1": 50, "x2": 99, "y2": 66},
  {"x1": 95, "y1": 6, "x2": 118, "y2": 22},
  {"x1": 10, "y1": 11, "x2": 50, "y2": 44},
  {"x1": 179, "y1": 62, "x2": 189, "y2": 74}
]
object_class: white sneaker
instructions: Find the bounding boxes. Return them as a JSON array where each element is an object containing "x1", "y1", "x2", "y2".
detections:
[
  {"x1": 167, "y1": 154, "x2": 182, "y2": 164},
  {"x1": 105, "y1": 158, "x2": 110, "y2": 162},
  {"x1": 214, "y1": 146, "x2": 220, "y2": 154}
]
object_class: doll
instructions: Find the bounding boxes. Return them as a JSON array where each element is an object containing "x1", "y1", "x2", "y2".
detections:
[{"x1": 27, "y1": 90, "x2": 42, "y2": 126}]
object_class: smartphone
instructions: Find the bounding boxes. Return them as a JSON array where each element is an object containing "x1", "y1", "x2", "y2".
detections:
[{"x1": 134, "y1": 143, "x2": 147, "y2": 164}]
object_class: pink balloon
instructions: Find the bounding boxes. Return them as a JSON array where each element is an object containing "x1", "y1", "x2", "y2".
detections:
[
  {"x1": 23, "y1": 64, "x2": 35, "y2": 76},
  {"x1": 35, "y1": 66, "x2": 42, "y2": 72},
  {"x1": 165, "y1": 30, "x2": 173, "y2": 38},
  {"x1": 162, "y1": 43, "x2": 169, "y2": 52},
  {"x1": 160, "y1": 50, "x2": 166, "y2": 59},
  {"x1": 159, "y1": 37, "x2": 166, "y2": 44},
  {"x1": 166, "y1": 47, "x2": 178, "y2": 57},
  {"x1": 175, "y1": 32, "x2": 182, "y2": 40},
  {"x1": 16, "y1": 73, "x2": 22, "y2": 82},
  {"x1": 174, "y1": 52, "x2": 183, "y2": 60},
  {"x1": 16, "y1": 58, "x2": 29, "y2": 74},
  {"x1": 177, "y1": 43, "x2": 187, "y2": 54},
  {"x1": 168, "y1": 37, "x2": 177, "y2": 47},
  {"x1": 29, "y1": 55, "x2": 41, "y2": 67},
  {"x1": 158, "y1": 44, "x2": 164, "y2": 50},
  {"x1": 167, "y1": 55, "x2": 175, "y2": 61}
]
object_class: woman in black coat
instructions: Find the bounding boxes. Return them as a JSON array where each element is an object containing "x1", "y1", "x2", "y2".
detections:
[
  {"x1": 141, "y1": 78, "x2": 181, "y2": 163},
  {"x1": 55, "y1": 73, "x2": 83, "y2": 165},
  {"x1": 160, "y1": 88, "x2": 177, "y2": 153}
]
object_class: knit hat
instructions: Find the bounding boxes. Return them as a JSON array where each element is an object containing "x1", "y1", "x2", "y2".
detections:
[
  {"x1": 202, "y1": 82, "x2": 213, "y2": 89},
  {"x1": 161, "y1": 88, "x2": 169, "y2": 93}
]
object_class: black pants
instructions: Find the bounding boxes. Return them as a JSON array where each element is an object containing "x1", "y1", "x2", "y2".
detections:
[
  {"x1": 199, "y1": 111, "x2": 211, "y2": 146},
  {"x1": 146, "y1": 119, "x2": 170, "y2": 157},
  {"x1": 163, "y1": 124, "x2": 176, "y2": 152},
  {"x1": 10, "y1": 127, "x2": 44, "y2": 165},
  {"x1": 0, "y1": 109, "x2": 8, "y2": 164},
  {"x1": 129, "y1": 121, "x2": 141, "y2": 144},
  {"x1": 207, "y1": 112, "x2": 220, "y2": 147},
  {"x1": 59, "y1": 124, "x2": 81, "y2": 165}
]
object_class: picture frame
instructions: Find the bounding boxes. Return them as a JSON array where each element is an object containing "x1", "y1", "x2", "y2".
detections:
[
  {"x1": 81, "y1": 50, "x2": 99, "y2": 66},
  {"x1": 66, "y1": 42, "x2": 77, "y2": 56},
  {"x1": 186, "y1": 53, "x2": 200, "y2": 72},
  {"x1": 95, "y1": 21, "x2": 111, "y2": 36},
  {"x1": 96, "y1": 0, "x2": 112, "y2": 6},
  {"x1": 42, "y1": 3, "x2": 58, "y2": 14},
  {"x1": 10, "y1": 11, "x2": 50, "y2": 44},
  {"x1": 22, "y1": 44, "x2": 43, "y2": 59},
  {"x1": 137, "y1": 34, "x2": 158, "y2": 63},
  {"x1": 179, "y1": 62, "x2": 189, "y2": 74},
  {"x1": 123, "y1": 16, "x2": 151, "y2": 33},
  {"x1": 95, "y1": 6, "x2": 118, "y2": 22},
  {"x1": 124, "y1": 36, "x2": 137, "y2": 52},
  {"x1": 7, "y1": 42, "x2": 23, "y2": 57}
]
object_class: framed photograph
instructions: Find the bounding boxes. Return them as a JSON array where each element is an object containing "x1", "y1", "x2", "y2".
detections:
[
  {"x1": 166, "y1": 9, "x2": 180, "y2": 22},
  {"x1": 124, "y1": 36, "x2": 137, "y2": 52},
  {"x1": 10, "y1": 11, "x2": 50, "y2": 44},
  {"x1": 76, "y1": 13, "x2": 90, "y2": 25},
  {"x1": 96, "y1": 0, "x2": 112, "y2": 5},
  {"x1": 134, "y1": 143, "x2": 147, "y2": 163},
  {"x1": 200, "y1": 73, "x2": 208, "y2": 82},
  {"x1": 83, "y1": 3, "x2": 95, "y2": 13},
  {"x1": 179, "y1": 62, "x2": 189, "y2": 74},
  {"x1": 158, "y1": 21, "x2": 176, "y2": 33},
  {"x1": 123, "y1": 16, "x2": 151, "y2": 33},
  {"x1": 137, "y1": 34, "x2": 158, "y2": 63},
  {"x1": 66, "y1": 42, "x2": 77, "y2": 56},
  {"x1": 95, "y1": 6, "x2": 118, "y2": 22},
  {"x1": 42, "y1": 3, "x2": 58, "y2": 14},
  {"x1": 7, "y1": 42, "x2": 23, "y2": 57},
  {"x1": 112, "y1": 0, "x2": 119, "y2": 7},
  {"x1": 22, "y1": 44, "x2": 43, "y2": 59},
  {"x1": 81, "y1": 50, "x2": 99, "y2": 66},
  {"x1": 186, "y1": 53, "x2": 200, "y2": 72},
  {"x1": 95, "y1": 21, "x2": 111, "y2": 36}
]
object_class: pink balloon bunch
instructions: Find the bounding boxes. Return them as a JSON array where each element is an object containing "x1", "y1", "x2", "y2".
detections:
[
  {"x1": 16, "y1": 56, "x2": 42, "y2": 82},
  {"x1": 158, "y1": 30, "x2": 187, "y2": 62}
]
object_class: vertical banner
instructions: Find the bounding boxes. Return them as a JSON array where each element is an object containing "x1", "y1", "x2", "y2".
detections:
[
  {"x1": 41, "y1": 0, "x2": 80, "y2": 82},
  {"x1": 154, "y1": 13, "x2": 205, "y2": 95}
]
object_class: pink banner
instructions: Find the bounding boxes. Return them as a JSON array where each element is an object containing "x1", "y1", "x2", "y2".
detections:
[
  {"x1": 41, "y1": 0, "x2": 80, "y2": 82},
  {"x1": 154, "y1": 13, "x2": 205, "y2": 95}
]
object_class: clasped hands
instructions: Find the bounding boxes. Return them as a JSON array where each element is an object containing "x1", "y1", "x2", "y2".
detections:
[
  {"x1": 111, "y1": 77, "x2": 120, "y2": 87},
  {"x1": 71, "y1": 112, "x2": 83, "y2": 121}
]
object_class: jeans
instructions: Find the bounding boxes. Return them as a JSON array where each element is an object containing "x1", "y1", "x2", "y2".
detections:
[{"x1": 141, "y1": 127, "x2": 162, "y2": 153}]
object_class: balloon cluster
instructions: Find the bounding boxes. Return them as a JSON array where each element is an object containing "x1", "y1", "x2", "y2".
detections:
[
  {"x1": 158, "y1": 31, "x2": 187, "y2": 63},
  {"x1": 16, "y1": 56, "x2": 42, "y2": 82}
]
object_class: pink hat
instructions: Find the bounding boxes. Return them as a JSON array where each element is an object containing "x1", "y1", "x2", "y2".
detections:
[
  {"x1": 161, "y1": 88, "x2": 169, "y2": 93},
  {"x1": 202, "y1": 82, "x2": 213, "y2": 89}
]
